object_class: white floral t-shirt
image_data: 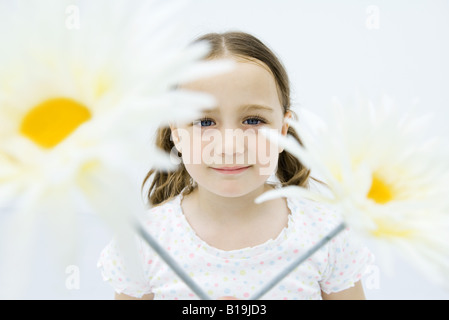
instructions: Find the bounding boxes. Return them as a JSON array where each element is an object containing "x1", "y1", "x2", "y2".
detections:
[{"x1": 98, "y1": 193, "x2": 373, "y2": 300}]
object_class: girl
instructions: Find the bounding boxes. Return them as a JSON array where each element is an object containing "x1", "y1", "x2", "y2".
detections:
[{"x1": 98, "y1": 31, "x2": 373, "y2": 300}]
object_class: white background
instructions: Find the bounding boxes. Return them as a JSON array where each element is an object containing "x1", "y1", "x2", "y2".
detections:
[{"x1": 1, "y1": 0, "x2": 449, "y2": 300}]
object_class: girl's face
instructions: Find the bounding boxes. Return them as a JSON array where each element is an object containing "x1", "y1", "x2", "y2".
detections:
[{"x1": 172, "y1": 59, "x2": 291, "y2": 198}]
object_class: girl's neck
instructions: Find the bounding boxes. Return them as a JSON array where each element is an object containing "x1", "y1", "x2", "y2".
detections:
[
  {"x1": 186, "y1": 184, "x2": 274, "y2": 223},
  {"x1": 180, "y1": 183, "x2": 290, "y2": 251}
]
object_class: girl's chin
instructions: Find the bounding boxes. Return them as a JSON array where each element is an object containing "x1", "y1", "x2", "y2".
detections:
[{"x1": 205, "y1": 182, "x2": 267, "y2": 199}]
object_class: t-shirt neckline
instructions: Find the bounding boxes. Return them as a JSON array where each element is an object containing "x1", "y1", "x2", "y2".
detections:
[{"x1": 172, "y1": 191, "x2": 297, "y2": 260}]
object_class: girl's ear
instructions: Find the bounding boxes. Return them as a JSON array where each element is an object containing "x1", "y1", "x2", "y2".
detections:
[
  {"x1": 169, "y1": 124, "x2": 182, "y2": 154},
  {"x1": 281, "y1": 111, "x2": 293, "y2": 137},
  {"x1": 278, "y1": 111, "x2": 292, "y2": 153}
]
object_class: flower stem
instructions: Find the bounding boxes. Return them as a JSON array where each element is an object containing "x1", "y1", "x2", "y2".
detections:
[
  {"x1": 137, "y1": 225, "x2": 211, "y2": 300},
  {"x1": 249, "y1": 222, "x2": 347, "y2": 300}
]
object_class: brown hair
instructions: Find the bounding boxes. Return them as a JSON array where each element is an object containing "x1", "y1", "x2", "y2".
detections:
[{"x1": 143, "y1": 31, "x2": 311, "y2": 206}]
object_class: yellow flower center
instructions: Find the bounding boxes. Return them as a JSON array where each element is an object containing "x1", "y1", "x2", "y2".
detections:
[
  {"x1": 20, "y1": 98, "x2": 91, "y2": 149},
  {"x1": 367, "y1": 175, "x2": 394, "y2": 204}
]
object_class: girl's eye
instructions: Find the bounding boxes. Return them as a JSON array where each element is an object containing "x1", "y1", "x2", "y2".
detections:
[
  {"x1": 194, "y1": 118, "x2": 215, "y2": 127},
  {"x1": 243, "y1": 117, "x2": 266, "y2": 125},
  {"x1": 194, "y1": 116, "x2": 266, "y2": 127}
]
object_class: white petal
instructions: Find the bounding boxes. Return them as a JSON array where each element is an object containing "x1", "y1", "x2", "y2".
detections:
[{"x1": 255, "y1": 185, "x2": 331, "y2": 204}]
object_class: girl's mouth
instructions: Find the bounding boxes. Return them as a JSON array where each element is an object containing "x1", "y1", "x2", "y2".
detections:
[{"x1": 210, "y1": 166, "x2": 251, "y2": 175}]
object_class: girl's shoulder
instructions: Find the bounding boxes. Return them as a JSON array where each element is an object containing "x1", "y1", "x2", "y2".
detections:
[
  {"x1": 143, "y1": 194, "x2": 183, "y2": 226},
  {"x1": 287, "y1": 196, "x2": 343, "y2": 233},
  {"x1": 148, "y1": 195, "x2": 181, "y2": 212}
]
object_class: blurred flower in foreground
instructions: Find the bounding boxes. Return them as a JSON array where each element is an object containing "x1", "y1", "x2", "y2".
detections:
[
  {"x1": 257, "y1": 96, "x2": 449, "y2": 289},
  {"x1": 0, "y1": 0, "x2": 229, "y2": 297}
]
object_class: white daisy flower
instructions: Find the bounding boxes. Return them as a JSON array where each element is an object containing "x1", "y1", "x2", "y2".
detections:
[
  {"x1": 257, "y1": 95, "x2": 449, "y2": 289},
  {"x1": 0, "y1": 0, "x2": 229, "y2": 297}
]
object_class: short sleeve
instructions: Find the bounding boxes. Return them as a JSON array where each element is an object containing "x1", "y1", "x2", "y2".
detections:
[
  {"x1": 319, "y1": 227, "x2": 374, "y2": 294},
  {"x1": 97, "y1": 238, "x2": 153, "y2": 298}
]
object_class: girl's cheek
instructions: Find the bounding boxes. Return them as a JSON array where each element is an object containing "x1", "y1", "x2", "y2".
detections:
[
  {"x1": 254, "y1": 133, "x2": 280, "y2": 176},
  {"x1": 176, "y1": 127, "x2": 204, "y2": 165},
  {"x1": 200, "y1": 140, "x2": 222, "y2": 166}
]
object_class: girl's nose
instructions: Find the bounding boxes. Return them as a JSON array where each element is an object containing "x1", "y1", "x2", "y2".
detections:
[{"x1": 215, "y1": 129, "x2": 246, "y2": 159}]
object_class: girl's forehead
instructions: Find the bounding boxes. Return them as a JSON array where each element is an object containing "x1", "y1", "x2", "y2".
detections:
[
  {"x1": 181, "y1": 60, "x2": 282, "y2": 110},
  {"x1": 203, "y1": 104, "x2": 276, "y2": 116}
]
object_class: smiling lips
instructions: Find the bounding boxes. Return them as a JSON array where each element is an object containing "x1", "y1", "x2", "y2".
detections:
[{"x1": 211, "y1": 166, "x2": 251, "y2": 175}]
